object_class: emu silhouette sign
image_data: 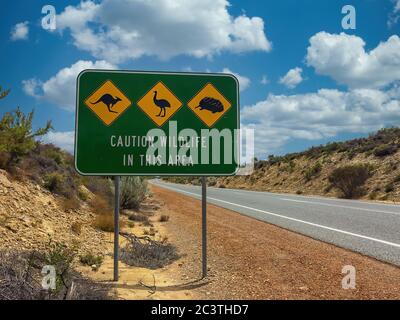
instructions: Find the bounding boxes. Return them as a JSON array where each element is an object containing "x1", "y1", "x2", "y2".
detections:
[
  {"x1": 75, "y1": 70, "x2": 239, "y2": 175},
  {"x1": 137, "y1": 81, "x2": 183, "y2": 127}
]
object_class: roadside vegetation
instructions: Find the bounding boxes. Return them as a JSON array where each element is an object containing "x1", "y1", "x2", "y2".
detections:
[
  {"x1": 0, "y1": 239, "x2": 111, "y2": 300},
  {"x1": 165, "y1": 128, "x2": 400, "y2": 201},
  {"x1": 0, "y1": 86, "x2": 154, "y2": 298}
]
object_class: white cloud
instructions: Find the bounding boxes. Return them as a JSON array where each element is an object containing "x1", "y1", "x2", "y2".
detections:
[
  {"x1": 279, "y1": 67, "x2": 303, "y2": 89},
  {"x1": 261, "y1": 75, "x2": 269, "y2": 85},
  {"x1": 306, "y1": 32, "x2": 400, "y2": 89},
  {"x1": 242, "y1": 87, "x2": 400, "y2": 157},
  {"x1": 222, "y1": 68, "x2": 250, "y2": 91},
  {"x1": 388, "y1": 0, "x2": 400, "y2": 27},
  {"x1": 10, "y1": 21, "x2": 29, "y2": 41},
  {"x1": 41, "y1": 131, "x2": 75, "y2": 153},
  {"x1": 23, "y1": 60, "x2": 116, "y2": 111},
  {"x1": 22, "y1": 79, "x2": 42, "y2": 98},
  {"x1": 56, "y1": 0, "x2": 271, "y2": 63}
]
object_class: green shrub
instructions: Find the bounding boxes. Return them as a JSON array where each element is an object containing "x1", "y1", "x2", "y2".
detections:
[
  {"x1": 373, "y1": 145, "x2": 398, "y2": 157},
  {"x1": 304, "y1": 162, "x2": 322, "y2": 181},
  {"x1": 120, "y1": 177, "x2": 148, "y2": 210},
  {"x1": 78, "y1": 189, "x2": 89, "y2": 201},
  {"x1": 385, "y1": 183, "x2": 395, "y2": 193},
  {"x1": 61, "y1": 197, "x2": 81, "y2": 211},
  {"x1": 0, "y1": 108, "x2": 52, "y2": 165},
  {"x1": 129, "y1": 212, "x2": 149, "y2": 223},
  {"x1": 79, "y1": 253, "x2": 103, "y2": 267},
  {"x1": 328, "y1": 164, "x2": 373, "y2": 198},
  {"x1": 43, "y1": 172, "x2": 66, "y2": 193}
]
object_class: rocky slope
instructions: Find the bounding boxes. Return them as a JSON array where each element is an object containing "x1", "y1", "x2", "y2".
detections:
[{"x1": 0, "y1": 169, "x2": 106, "y2": 255}]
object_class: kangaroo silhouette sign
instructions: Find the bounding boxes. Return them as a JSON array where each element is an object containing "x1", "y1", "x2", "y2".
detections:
[{"x1": 75, "y1": 70, "x2": 239, "y2": 175}]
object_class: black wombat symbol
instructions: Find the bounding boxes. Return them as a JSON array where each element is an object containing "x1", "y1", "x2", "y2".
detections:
[
  {"x1": 196, "y1": 97, "x2": 224, "y2": 113},
  {"x1": 91, "y1": 94, "x2": 122, "y2": 113}
]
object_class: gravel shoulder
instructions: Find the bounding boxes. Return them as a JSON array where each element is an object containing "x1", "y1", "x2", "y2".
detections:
[{"x1": 151, "y1": 185, "x2": 400, "y2": 300}]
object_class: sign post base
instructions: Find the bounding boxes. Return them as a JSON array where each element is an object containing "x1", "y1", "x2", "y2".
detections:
[
  {"x1": 202, "y1": 176, "x2": 207, "y2": 279},
  {"x1": 114, "y1": 176, "x2": 120, "y2": 282}
]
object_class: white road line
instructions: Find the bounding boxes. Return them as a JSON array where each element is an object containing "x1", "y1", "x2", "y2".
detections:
[
  {"x1": 208, "y1": 185, "x2": 400, "y2": 208},
  {"x1": 279, "y1": 198, "x2": 400, "y2": 216},
  {"x1": 157, "y1": 183, "x2": 400, "y2": 249}
]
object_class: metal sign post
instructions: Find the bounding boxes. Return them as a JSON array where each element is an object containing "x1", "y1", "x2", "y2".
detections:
[
  {"x1": 75, "y1": 70, "x2": 239, "y2": 282},
  {"x1": 113, "y1": 176, "x2": 120, "y2": 282},
  {"x1": 202, "y1": 176, "x2": 207, "y2": 278}
]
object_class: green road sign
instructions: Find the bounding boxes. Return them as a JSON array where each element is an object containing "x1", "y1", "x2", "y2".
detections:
[{"x1": 75, "y1": 70, "x2": 239, "y2": 176}]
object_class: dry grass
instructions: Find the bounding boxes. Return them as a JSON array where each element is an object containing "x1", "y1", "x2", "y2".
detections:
[
  {"x1": 90, "y1": 195, "x2": 125, "y2": 232},
  {"x1": 62, "y1": 197, "x2": 81, "y2": 212},
  {"x1": 0, "y1": 249, "x2": 111, "y2": 300},
  {"x1": 71, "y1": 222, "x2": 82, "y2": 235},
  {"x1": 119, "y1": 232, "x2": 179, "y2": 269},
  {"x1": 128, "y1": 212, "x2": 150, "y2": 223},
  {"x1": 93, "y1": 214, "x2": 114, "y2": 232}
]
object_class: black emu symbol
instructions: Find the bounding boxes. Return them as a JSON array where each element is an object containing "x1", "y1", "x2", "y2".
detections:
[
  {"x1": 153, "y1": 91, "x2": 171, "y2": 117},
  {"x1": 91, "y1": 94, "x2": 122, "y2": 113},
  {"x1": 196, "y1": 97, "x2": 224, "y2": 113}
]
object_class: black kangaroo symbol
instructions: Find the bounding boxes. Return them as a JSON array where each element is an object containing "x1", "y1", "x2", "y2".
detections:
[
  {"x1": 153, "y1": 91, "x2": 171, "y2": 117},
  {"x1": 91, "y1": 94, "x2": 122, "y2": 114}
]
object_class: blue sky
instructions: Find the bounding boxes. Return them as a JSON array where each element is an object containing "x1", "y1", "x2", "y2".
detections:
[{"x1": 1, "y1": 0, "x2": 399, "y2": 157}]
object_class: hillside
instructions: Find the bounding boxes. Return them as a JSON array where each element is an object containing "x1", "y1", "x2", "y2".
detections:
[
  {"x1": 168, "y1": 128, "x2": 400, "y2": 202},
  {"x1": 0, "y1": 169, "x2": 106, "y2": 254}
]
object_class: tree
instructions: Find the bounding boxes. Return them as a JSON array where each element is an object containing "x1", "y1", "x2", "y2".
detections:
[
  {"x1": 0, "y1": 86, "x2": 10, "y2": 100},
  {"x1": 0, "y1": 107, "x2": 53, "y2": 165},
  {"x1": 328, "y1": 164, "x2": 372, "y2": 199}
]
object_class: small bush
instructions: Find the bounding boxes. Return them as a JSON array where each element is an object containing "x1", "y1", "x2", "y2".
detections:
[
  {"x1": 0, "y1": 108, "x2": 52, "y2": 165},
  {"x1": 43, "y1": 172, "x2": 65, "y2": 192},
  {"x1": 304, "y1": 162, "x2": 322, "y2": 181},
  {"x1": 328, "y1": 164, "x2": 373, "y2": 198},
  {"x1": 62, "y1": 197, "x2": 81, "y2": 211},
  {"x1": 159, "y1": 215, "x2": 170, "y2": 222},
  {"x1": 385, "y1": 183, "x2": 395, "y2": 193},
  {"x1": 393, "y1": 174, "x2": 400, "y2": 184},
  {"x1": 43, "y1": 172, "x2": 75, "y2": 198},
  {"x1": 71, "y1": 222, "x2": 82, "y2": 235},
  {"x1": 90, "y1": 195, "x2": 117, "y2": 232},
  {"x1": 120, "y1": 177, "x2": 148, "y2": 210},
  {"x1": 143, "y1": 228, "x2": 156, "y2": 236},
  {"x1": 79, "y1": 253, "x2": 103, "y2": 267},
  {"x1": 368, "y1": 191, "x2": 378, "y2": 200},
  {"x1": 129, "y1": 212, "x2": 149, "y2": 223},
  {"x1": 83, "y1": 177, "x2": 112, "y2": 204},
  {"x1": 78, "y1": 189, "x2": 89, "y2": 201},
  {"x1": 93, "y1": 214, "x2": 115, "y2": 232},
  {"x1": 373, "y1": 145, "x2": 398, "y2": 157},
  {"x1": 120, "y1": 233, "x2": 179, "y2": 269},
  {"x1": 0, "y1": 249, "x2": 110, "y2": 300},
  {"x1": 90, "y1": 195, "x2": 111, "y2": 216}
]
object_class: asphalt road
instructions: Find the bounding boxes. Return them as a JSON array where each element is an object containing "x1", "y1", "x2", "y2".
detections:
[{"x1": 151, "y1": 180, "x2": 400, "y2": 266}]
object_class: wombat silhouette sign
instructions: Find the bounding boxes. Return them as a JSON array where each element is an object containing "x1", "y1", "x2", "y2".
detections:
[{"x1": 75, "y1": 70, "x2": 239, "y2": 176}]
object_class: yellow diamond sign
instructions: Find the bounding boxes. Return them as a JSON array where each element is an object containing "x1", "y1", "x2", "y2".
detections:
[
  {"x1": 137, "y1": 82, "x2": 183, "y2": 127},
  {"x1": 187, "y1": 83, "x2": 232, "y2": 127},
  {"x1": 84, "y1": 80, "x2": 131, "y2": 126}
]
